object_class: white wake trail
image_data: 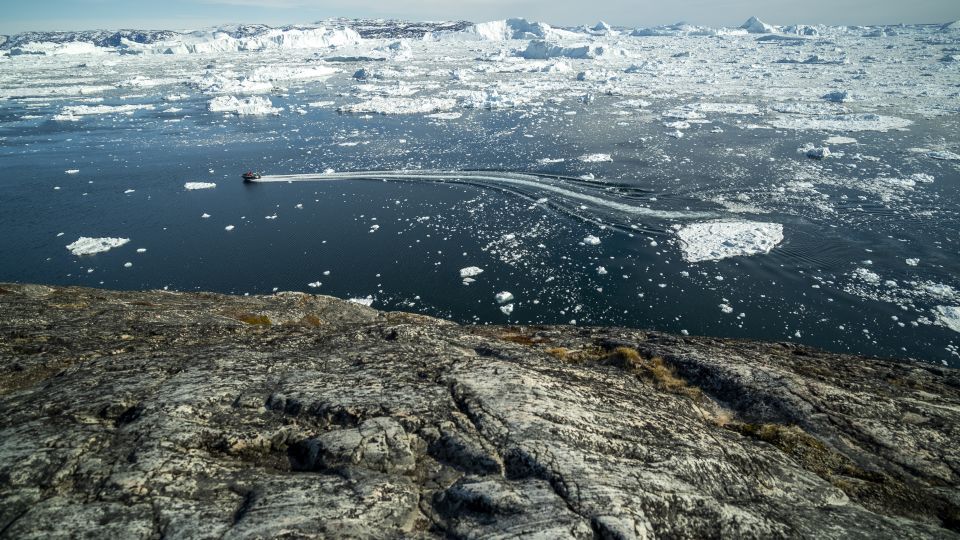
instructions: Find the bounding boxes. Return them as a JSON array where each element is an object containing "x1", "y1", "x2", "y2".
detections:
[{"x1": 252, "y1": 170, "x2": 716, "y2": 220}]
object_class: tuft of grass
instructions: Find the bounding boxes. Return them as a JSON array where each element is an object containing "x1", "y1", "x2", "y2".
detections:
[
  {"x1": 299, "y1": 314, "x2": 322, "y2": 327},
  {"x1": 237, "y1": 313, "x2": 272, "y2": 326},
  {"x1": 604, "y1": 347, "x2": 702, "y2": 400}
]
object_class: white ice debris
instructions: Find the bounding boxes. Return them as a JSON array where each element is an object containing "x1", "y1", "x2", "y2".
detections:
[
  {"x1": 495, "y1": 291, "x2": 515, "y2": 304},
  {"x1": 459, "y1": 266, "x2": 484, "y2": 278},
  {"x1": 348, "y1": 297, "x2": 375, "y2": 307},
  {"x1": 906, "y1": 258, "x2": 920, "y2": 267},
  {"x1": 500, "y1": 304, "x2": 515, "y2": 316},
  {"x1": 224, "y1": 225, "x2": 235, "y2": 231},
  {"x1": 338, "y1": 97, "x2": 456, "y2": 115},
  {"x1": 583, "y1": 235, "x2": 602, "y2": 246},
  {"x1": 209, "y1": 96, "x2": 281, "y2": 115},
  {"x1": 806, "y1": 146, "x2": 831, "y2": 159},
  {"x1": 676, "y1": 220, "x2": 784, "y2": 262},
  {"x1": 66, "y1": 236, "x2": 130, "y2": 256},
  {"x1": 936, "y1": 306, "x2": 960, "y2": 333},
  {"x1": 578, "y1": 153, "x2": 612, "y2": 163},
  {"x1": 769, "y1": 114, "x2": 912, "y2": 132},
  {"x1": 65, "y1": 169, "x2": 80, "y2": 174},
  {"x1": 184, "y1": 182, "x2": 216, "y2": 190},
  {"x1": 53, "y1": 104, "x2": 155, "y2": 121},
  {"x1": 519, "y1": 40, "x2": 616, "y2": 60},
  {"x1": 825, "y1": 136, "x2": 857, "y2": 145}
]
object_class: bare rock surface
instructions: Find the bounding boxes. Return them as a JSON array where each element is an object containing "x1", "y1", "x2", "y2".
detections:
[{"x1": 1, "y1": 283, "x2": 959, "y2": 538}]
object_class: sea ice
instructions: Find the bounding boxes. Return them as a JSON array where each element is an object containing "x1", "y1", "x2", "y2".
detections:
[
  {"x1": 496, "y1": 291, "x2": 514, "y2": 304},
  {"x1": 66, "y1": 236, "x2": 130, "y2": 256},
  {"x1": 338, "y1": 97, "x2": 456, "y2": 115},
  {"x1": 209, "y1": 96, "x2": 282, "y2": 116},
  {"x1": 936, "y1": 306, "x2": 960, "y2": 333},
  {"x1": 184, "y1": 182, "x2": 216, "y2": 190},
  {"x1": 579, "y1": 153, "x2": 612, "y2": 163},
  {"x1": 676, "y1": 220, "x2": 784, "y2": 263},
  {"x1": 459, "y1": 266, "x2": 484, "y2": 278},
  {"x1": 583, "y1": 235, "x2": 601, "y2": 246},
  {"x1": 500, "y1": 304, "x2": 515, "y2": 315}
]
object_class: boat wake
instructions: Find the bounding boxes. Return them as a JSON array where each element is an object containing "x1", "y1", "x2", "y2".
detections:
[{"x1": 252, "y1": 170, "x2": 718, "y2": 230}]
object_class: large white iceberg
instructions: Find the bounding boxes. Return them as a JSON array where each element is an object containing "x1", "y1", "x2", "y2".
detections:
[
  {"x1": 127, "y1": 26, "x2": 360, "y2": 55},
  {"x1": 741, "y1": 16, "x2": 777, "y2": 34},
  {"x1": 429, "y1": 18, "x2": 578, "y2": 41}
]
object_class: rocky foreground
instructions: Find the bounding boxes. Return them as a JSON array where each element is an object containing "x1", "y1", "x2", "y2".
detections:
[{"x1": 1, "y1": 283, "x2": 959, "y2": 539}]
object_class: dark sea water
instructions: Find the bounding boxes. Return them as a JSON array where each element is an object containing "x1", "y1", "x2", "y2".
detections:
[{"x1": 2, "y1": 89, "x2": 959, "y2": 366}]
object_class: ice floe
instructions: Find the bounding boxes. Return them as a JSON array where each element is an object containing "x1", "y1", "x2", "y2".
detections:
[
  {"x1": 184, "y1": 182, "x2": 217, "y2": 190},
  {"x1": 208, "y1": 95, "x2": 282, "y2": 115},
  {"x1": 66, "y1": 236, "x2": 130, "y2": 256},
  {"x1": 675, "y1": 221, "x2": 784, "y2": 263}
]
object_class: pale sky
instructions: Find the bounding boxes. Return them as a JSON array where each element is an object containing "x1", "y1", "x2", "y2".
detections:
[{"x1": 2, "y1": 0, "x2": 957, "y2": 34}]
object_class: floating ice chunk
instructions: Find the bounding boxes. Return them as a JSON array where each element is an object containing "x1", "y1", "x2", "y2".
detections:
[
  {"x1": 65, "y1": 169, "x2": 80, "y2": 174},
  {"x1": 770, "y1": 114, "x2": 912, "y2": 132},
  {"x1": 583, "y1": 235, "x2": 601, "y2": 246},
  {"x1": 676, "y1": 220, "x2": 784, "y2": 263},
  {"x1": 308, "y1": 281, "x2": 321, "y2": 288},
  {"x1": 338, "y1": 97, "x2": 456, "y2": 115},
  {"x1": 936, "y1": 306, "x2": 960, "y2": 333},
  {"x1": 719, "y1": 304, "x2": 734, "y2": 314},
  {"x1": 425, "y1": 112, "x2": 462, "y2": 120},
  {"x1": 460, "y1": 266, "x2": 484, "y2": 278},
  {"x1": 822, "y1": 90, "x2": 851, "y2": 103},
  {"x1": 825, "y1": 136, "x2": 857, "y2": 145},
  {"x1": 928, "y1": 150, "x2": 960, "y2": 161},
  {"x1": 224, "y1": 225, "x2": 235, "y2": 231},
  {"x1": 184, "y1": 182, "x2": 216, "y2": 190},
  {"x1": 579, "y1": 153, "x2": 612, "y2": 163},
  {"x1": 308, "y1": 101, "x2": 335, "y2": 108},
  {"x1": 500, "y1": 303, "x2": 515, "y2": 316},
  {"x1": 209, "y1": 96, "x2": 282, "y2": 116},
  {"x1": 906, "y1": 258, "x2": 920, "y2": 267},
  {"x1": 124, "y1": 262, "x2": 133, "y2": 268},
  {"x1": 806, "y1": 147, "x2": 831, "y2": 159},
  {"x1": 597, "y1": 266, "x2": 608, "y2": 275},
  {"x1": 519, "y1": 40, "x2": 617, "y2": 60},
  {"x1": 66, "y1": 236, "x2": 130, "y2": 256},
  {"x1": 349, "y1": 297, "x2": 374, "y2": 307},
  {"x1": 53, "y1": 104, "x2": 155, "y2": 121},
  {"x1": 496, "y1": 291, "x2": 514, "y2": 304},
  {"x1": 853, "y1": 267, "x2": 881, "y2": 283},
  {"x1": 201, "y1": 213, "x2": 211, "y2": 218}
]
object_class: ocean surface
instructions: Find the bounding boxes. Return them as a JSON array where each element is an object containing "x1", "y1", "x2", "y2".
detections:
[{"x1": 1, "y1": 21, "x2": 959, "y2": 365}]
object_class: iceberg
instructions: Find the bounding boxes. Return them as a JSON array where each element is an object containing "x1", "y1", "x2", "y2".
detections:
[
  {"x1": 429, "y1": 18, "x2": 578, "y2": 41},
  {"x1": 741, "y1": 16, "x2": 777, "y2": 34}
]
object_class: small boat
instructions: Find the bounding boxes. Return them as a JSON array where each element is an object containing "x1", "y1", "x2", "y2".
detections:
[{"x1": 242, "y1": 171, "x2": 261, "y2": 182}]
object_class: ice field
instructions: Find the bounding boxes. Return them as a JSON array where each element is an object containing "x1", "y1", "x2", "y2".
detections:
[{"x1": 1, "y1": 16, "x2": 959, "y2": 364}]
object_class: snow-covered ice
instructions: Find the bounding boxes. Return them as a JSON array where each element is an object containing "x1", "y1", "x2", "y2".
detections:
[
  {"x1": 209, "y1": 96, "x2": 282, "y2": 115},
  {"x1": 676, "y1": 221, "x2": 784, "y2": 263},
  {"x1": 66, "y1": 236, "x2": 130, "y2": 256},
  {"x1": 184, "y1": 182, "x2": 217, "y2": 190}
]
